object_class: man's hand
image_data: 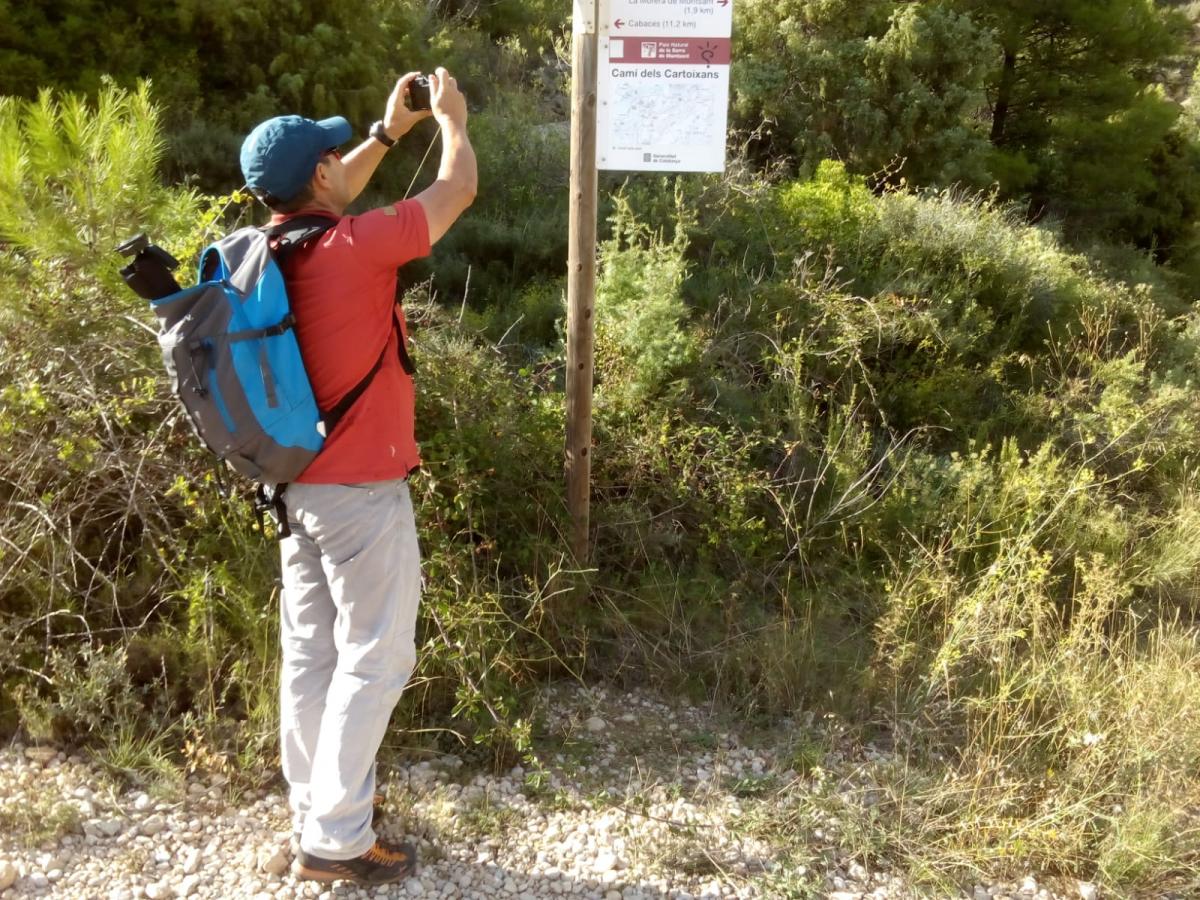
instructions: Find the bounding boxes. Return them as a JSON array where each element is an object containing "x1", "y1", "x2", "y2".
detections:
[
  {"x1": 382, "y1": 72, "x2": 433, "y2": 141},
  {"x1": 427, "y1": 67, "x2": 468, "y2": 129}
]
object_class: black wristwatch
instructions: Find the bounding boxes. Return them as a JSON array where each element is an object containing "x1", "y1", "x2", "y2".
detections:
[{"x1": 369, "y1": 120, "x2": 396, "y2": 147}]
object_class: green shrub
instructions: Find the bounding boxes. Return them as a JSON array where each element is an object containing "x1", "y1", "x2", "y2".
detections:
[
  {"x1": 772, "y1": 160, "x2": 878, "y2": 253},
  {"x1": 594, "y1": 190, "x2": 699, "y2": 404},
  {"x1": 860, "y1": 445, "x2": 1200, "y2": 886}
]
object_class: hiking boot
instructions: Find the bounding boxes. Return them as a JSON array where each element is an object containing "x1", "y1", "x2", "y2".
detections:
[
  {"x1": 290, "y1": 793, "x2": 386, "y2": 855},
  {"x1": 293, "y1": 838, "x2": 417, "y2": 885}
]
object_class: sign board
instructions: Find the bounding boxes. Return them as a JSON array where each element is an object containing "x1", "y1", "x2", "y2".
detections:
[{"x1": 596, "y1": 0, "x2": 733, "y2": 172}]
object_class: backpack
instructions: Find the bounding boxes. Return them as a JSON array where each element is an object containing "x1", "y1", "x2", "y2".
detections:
[{"x1": 148, "y1": 215, "x2": 411, "y2": 536}]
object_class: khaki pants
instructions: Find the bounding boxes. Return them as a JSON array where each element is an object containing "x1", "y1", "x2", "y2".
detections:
[{"x1": 278, "y1": 478, "x2": 420, "y2": 859}]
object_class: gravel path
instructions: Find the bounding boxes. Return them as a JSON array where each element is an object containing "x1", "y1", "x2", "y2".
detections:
[{"x1": 0, "y1": 686, "x2": 1087, "y2": 900}]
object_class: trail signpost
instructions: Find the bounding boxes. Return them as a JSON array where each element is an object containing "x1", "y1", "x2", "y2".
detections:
[
  {"x1": 566, "y1": 0, "x2": 733, "y2": 565},
  {"x1": 566, "y1": 0, "x2": 600, "y2": 566}
]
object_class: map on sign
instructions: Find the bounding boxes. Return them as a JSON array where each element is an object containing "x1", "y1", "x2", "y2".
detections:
[
  {"x1": 596, "y1": 0, "x2": 733, "y2": 173},
  {"x1": 609, "y1": 80, "x2": 722, "y2": 148}
]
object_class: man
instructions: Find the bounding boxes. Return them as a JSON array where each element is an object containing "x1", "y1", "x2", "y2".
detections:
[{"x1": 237, "y1": 68, "x2": 476, "y2": 885}]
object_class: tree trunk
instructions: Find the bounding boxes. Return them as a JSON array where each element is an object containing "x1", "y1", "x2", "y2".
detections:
[{"x1": 991, "y1": 48, "x2": 1017, "y2": 146}]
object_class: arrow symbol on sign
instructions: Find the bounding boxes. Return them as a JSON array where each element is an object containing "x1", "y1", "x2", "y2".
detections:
[
  {"x1": 717, "y1": 0, "x2": 729, "y2": 6},
  {"x1": 614, "y1": 18, "x2": 625, "y2": 28}
]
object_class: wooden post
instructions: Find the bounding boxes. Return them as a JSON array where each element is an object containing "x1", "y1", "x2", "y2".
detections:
[{"x1": 566, "y1": 0, "x2": 599, "y2": 566}]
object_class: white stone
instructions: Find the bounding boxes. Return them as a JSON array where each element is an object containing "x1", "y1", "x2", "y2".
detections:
[
  {"x1": 259, "y1": 848, "x2": 289, "y2": 876},
  {"x1": 585, "y1": 717, "x2": 607, "y2": 733},
  {"x1": 1078, "y1": 884, "x2": 1098, "y2": 900},
  {"x1": 24, "y1": 747, "x2": 57, "y2": 765},
  {"x1": 0, "y1": 861, "x2": 16, "y2": 891},
  {"x1": 182, "y1": 847, "x2": 201, "y2": 875},
  {"x1": 405, "y1": 880, "x2": 425, "y2": 896},
  {"x1": 98, "y1": 818, "x2": 124, "y2": 837},
  {"x1": 593, "y1": 850, "x2": 618, "y2": 874},
  {"x1": 133, "y1": 792, "x2": 152, "y2": 811},
  {"x1": 140, "y1": 814, "x2": 166, "y2": 836},
  {"x1": 144, "y1": 882, "x2": 169, "y2": 900}
]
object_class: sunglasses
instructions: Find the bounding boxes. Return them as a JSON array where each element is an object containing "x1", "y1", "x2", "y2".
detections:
[{"x1": 322, "y1": 147, "x2": 343, "y2": 161}]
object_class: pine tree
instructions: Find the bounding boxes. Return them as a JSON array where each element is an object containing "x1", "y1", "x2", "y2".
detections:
[
  {"x1": 735, "y1": 0, "x2": 997, "y2": 186},
  {"x1": 0, "y1": 83, "x2": 199, "y2": 305},
  {"x1": 952, "y1": 0, "x2": 1190, "y2": 232}
]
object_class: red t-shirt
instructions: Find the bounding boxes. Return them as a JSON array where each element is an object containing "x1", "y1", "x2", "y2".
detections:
[{"x1": 272, "y1": 200, "x2": 431, "y2": 483}]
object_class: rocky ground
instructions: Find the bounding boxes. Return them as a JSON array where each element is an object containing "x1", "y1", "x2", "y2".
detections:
[{"x1": 0, "y1": 686, "x2": 1102, "y2": 899}]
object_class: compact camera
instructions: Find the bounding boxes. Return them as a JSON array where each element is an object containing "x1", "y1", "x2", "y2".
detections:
[{"x1": 408, "y1": 75, "x2": 432, "y2": 112}]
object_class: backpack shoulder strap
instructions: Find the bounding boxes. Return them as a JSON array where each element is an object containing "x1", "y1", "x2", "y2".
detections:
[
  {"x1": 321, "y1": 306, "x2": 414, "y2": 436},
  {"x1": 263, "y1": 214, "x2": 340, "y2": 265}
]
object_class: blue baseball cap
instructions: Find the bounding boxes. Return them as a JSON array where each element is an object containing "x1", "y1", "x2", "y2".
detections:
[{"x1": 240, "y1": 115, "x2": 353, "y2": 202}]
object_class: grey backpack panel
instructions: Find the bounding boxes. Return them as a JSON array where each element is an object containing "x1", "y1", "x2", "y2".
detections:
[
  {"x1": 155, "y1": 283, "x2": 241, "y2": 456},
  {"x1": 219, "y1": 229, "x2": 275, "y2": 298}
]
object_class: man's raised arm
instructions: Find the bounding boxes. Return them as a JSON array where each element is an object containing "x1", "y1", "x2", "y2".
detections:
[
  {"x1": 340, "y1": 72, "x2": 432, "y2": 204},
  {"x1": 414, "y1": 67, "x2": 477, "y2": 245}
]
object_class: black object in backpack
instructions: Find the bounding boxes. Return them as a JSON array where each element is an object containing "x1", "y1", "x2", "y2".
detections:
[{"x1": 117, "y1": 233, "x2": 182, "y2": 300}]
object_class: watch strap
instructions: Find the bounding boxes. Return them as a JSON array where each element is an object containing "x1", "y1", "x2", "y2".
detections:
[{"x1": 370, "y1": 120, "x2": 395, "y2": 148}]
